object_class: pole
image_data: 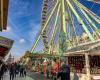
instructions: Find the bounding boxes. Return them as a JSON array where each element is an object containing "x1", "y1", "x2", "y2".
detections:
[
  {"x1": 61, "y1": 0, "x2": 66, "y2": 33},
  {"x1": 85, "y1": 52, "x2": 91, "y2": 80},
  {"x1": 59, "y1": 0, "x2": 67, "y2": 57}
]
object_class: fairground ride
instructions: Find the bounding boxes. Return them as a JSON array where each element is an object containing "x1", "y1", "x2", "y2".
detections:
[
  {"x1": 30, "y1": 0, "x2": 100, "y2": 80},
  {"x1": 31, "y1": 0, "x2": 100, "y2": 54}
]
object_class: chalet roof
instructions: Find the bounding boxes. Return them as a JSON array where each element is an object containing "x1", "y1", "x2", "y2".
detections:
[
  {"x1": 66, "y1": 40, "x2": 100, "y2": 53},
  {"x1": 65, "y1": 39, "x2": 100, "y2": 55}
]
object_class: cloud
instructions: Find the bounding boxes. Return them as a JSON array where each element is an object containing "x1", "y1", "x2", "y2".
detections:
[
  {"x1": 29, "y1": 23, "x2": 40, "y2": 42},
  {"x1": 7, "y1": 27, "x2": 11, "y2": 31},
  {"x1": 19, "y1": 38, "x2": 26, "y2": 44}
]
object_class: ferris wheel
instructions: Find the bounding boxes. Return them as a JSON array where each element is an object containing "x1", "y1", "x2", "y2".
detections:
[{"x1": 31, "y1": 0, "x2": 100, "y2": 54}]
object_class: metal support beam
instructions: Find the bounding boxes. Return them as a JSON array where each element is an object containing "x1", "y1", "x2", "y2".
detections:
[
  {"x1": 59, "y1": 0, "x2": 67, "y2": 56},
  {"x1": 66, "y1": 0, "x2": 95, "y2": 42},
  {"x1": 67, "y1": 5, "x2": 78, "y2": 47},
  {"x1": 85, "y1": 52, "x2": 91, "y2": 80},
  {"x1": 61, "y1": 0, "x2": 66, "y2": 33},
  {"x1": 48, "y1": 4, "x2": 60, "y2": 54}
]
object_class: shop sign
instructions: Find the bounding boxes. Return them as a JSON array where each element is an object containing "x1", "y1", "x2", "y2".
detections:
[{"x1": 0, "y1": 36, "x2": 13, "y2": 48}]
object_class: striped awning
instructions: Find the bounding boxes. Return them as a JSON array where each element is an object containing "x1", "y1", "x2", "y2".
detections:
[{"x1": 0, "y1": 0, "x2": 9, "y2": 31}]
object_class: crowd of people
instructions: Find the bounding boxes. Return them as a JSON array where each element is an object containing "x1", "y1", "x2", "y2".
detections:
[
  {"x1": 0, "y1": 60, "x2": 26, "y2": 80},
  {"x1": 36, "y1": 58, "x2": 70, "y2": 80},
  {"x1": 0, "y1": 60, "x2": 7, "y2": 80},
  {"x1": 0, "y1": 58, "x2": 79, "y2": 80}
]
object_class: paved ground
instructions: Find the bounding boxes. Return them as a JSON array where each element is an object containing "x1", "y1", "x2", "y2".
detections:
[
  {"x1": 27, "y1": 71, "x2": 88, "y2": 80},
  {"x1": 27, "y1": 71, "x2": 48, "y2": 80},
  {"x1": 3, "y1": 72, "x2": 34, "y2": 80},
  {"x1": 3, "y1": 71, "x2": 88, "y2": 80}
]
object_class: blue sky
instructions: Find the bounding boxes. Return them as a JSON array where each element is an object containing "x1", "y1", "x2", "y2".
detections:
[{"x1": 0, "y1": 0, "x2": 99, "y2": 58}]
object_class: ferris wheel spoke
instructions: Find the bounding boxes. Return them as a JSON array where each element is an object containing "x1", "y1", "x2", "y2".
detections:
[
  {"x1": 86, "y1": 18, "x2": 99, "y2": 40},
  {"x1": 73, "y1": 0, "x2": 100, "y2": 37},
  {"x1": 77, "y1": 1, "x2": 100, "y2": 24},
  {"x1": 66, "y1": 0, "x2": 95, "y2": 42},
  {"x1": 84, "y1": 9, "x2": 100, "y2": 24},
  {"x1": 48, "y1": 4, "x2": 60, "y2": 54},
  {"x1": 49, "y1": 4, "x2": 60, "y2": 46},
  {"x1": 67, "y1": 5, "x2": 78, "y2": 46}
]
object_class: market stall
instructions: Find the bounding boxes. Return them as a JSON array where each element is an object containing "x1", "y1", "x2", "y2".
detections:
[{"x1": 65, "y1": 40, "x2": 100, "y2": 80}]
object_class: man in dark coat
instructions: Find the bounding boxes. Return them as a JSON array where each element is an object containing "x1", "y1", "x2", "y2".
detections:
[
  {"x1": 20, "y1": 65, "x2": 24, "y2": 77},
  {"x1": 9, "y1": 63, "x2": 15, "y2": 80},
  {"x1": 0, "y1": 61, "x2": 6, "y2": 80},
  {"x1": 0, "y1": 63, "x2": 4, "y2": 80},
  {"x1": 57, "y1": 60, "x2": 70, "y2": 80}
]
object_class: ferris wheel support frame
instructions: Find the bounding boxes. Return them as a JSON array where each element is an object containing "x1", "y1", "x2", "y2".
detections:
[
  {"x1": 31, "y1": 1, "x2": 59, "y2": 53},
  {"x1": 59, "y1": 0, "x2": 68, "y2": 57}
]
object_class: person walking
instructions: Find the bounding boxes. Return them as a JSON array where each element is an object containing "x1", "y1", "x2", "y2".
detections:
[
  {"x1": 23, "y1": 67, "x2": 26, "y2": 77},
  {"x1": 20, "y1": 65, "x2": 24, "y2": 77},
  {"x1": 46, "y1": 62, "x2": 51, "y2": 79},
  {"x1": 9, "y1": 63, "x2": 15, "y2": 80},
  {"x1": 16, "y1": 63, "x2": 20, "y2": 75},
  {"x1": 51, "y1": 59, "x2": 59, "y2": 80},
  {"x1": 0, "y1": 61, "x2": 7, "y2": 80},
  {"x1": 57, "y1": 60, "x2": 70, "y2": 80},
  {"x1": 0, "y1": 62, "x2": 4, "y2": 80},
  {"x1": 14, "y1": 63, "x2": 17, "y2": 78},
  {"x1": 43, "y1": 59, "x2": 48, "y2": 77}
]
